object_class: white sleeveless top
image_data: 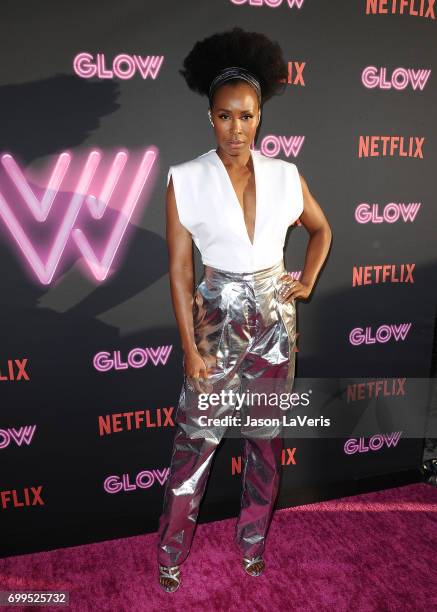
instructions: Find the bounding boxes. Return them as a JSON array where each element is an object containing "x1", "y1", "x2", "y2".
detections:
[{"x1": 167, "y1": 148, "x2": 304, "y2": 273}]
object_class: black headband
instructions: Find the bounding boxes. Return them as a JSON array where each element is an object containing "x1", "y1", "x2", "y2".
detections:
[{"x1": 209, "y1": 66, "x2": 262, "y2": 105}]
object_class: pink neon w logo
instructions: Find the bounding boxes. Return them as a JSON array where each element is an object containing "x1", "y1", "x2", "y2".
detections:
[{"x1": 0, "y1": 148, "x2": 157, "y2": 284}]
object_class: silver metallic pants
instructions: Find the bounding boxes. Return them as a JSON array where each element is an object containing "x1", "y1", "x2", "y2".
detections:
[{"x1": 157, "y1": 259, "x2": 297, "y2": 566}]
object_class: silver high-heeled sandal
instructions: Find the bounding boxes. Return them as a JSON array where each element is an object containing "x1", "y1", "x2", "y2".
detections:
[
  {"x1": 243, "y1": 555, "x2": 265, "y2": 576},
  {"x1": 158, "y1": 564, "x2": 181, "y2": 592}
]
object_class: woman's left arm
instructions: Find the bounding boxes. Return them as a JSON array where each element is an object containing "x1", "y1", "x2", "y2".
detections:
[{"x1": 280, "y1": 174, "x2": 332, "y2": 303}]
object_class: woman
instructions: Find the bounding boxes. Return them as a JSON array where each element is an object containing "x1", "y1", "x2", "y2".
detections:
[{"x1": 157, "y1": 27, "x2": 332, "y2": 592}]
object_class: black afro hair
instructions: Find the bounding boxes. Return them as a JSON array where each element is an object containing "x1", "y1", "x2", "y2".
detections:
[{"x1": 179, "y1": 27, "x2": 288, "y2": 107}]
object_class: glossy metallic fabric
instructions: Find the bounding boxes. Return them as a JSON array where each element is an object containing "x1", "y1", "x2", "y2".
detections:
[{"x1": 157, "y1": 259, "x2": 297, "y2": 566}]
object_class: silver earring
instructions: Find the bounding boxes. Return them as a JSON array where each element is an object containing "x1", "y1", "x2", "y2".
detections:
[{"x1": 208, "y1": 110, "x2": 215, "y2": 127}]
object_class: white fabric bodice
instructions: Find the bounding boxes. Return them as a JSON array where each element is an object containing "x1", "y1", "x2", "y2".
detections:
[{"x1": 167, "y1": 148, "x2": 304, "y2": 273}]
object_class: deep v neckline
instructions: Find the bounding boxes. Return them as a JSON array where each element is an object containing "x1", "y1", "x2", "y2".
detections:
[{"x1": 212, "y1": 148, "x2": 258, "y2": 247}]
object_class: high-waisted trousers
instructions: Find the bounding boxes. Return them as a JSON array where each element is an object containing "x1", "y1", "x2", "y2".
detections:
[{"x1": 157, "y1": 258, "x2": 297, "y2": 567}]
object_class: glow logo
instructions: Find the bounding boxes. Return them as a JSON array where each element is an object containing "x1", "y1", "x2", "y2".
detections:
[
  {"x1": 0, "y1": 147, "x2": 157, "y2": 284},
  {"x1": 73, "y1": 53, "x2": 164, "y2": 80},
  {"x1": 231, "y1": 0, "x2": 306, "y2": 8},
  {"x1": 0, "y1": 425, "x2": 36, "y2": 449},
  {"x1": 257, "y1": 135, "x2": 305, "y2": 157},
  {"x1": 344, "y1": 431, "x2": 402, "y2": 455},
  {"x1": 362, "y1": 66, "x2": 431, "y2": 90},
  {"x1": 104, "y1": 469, "x2": 169, "y2": 493}
]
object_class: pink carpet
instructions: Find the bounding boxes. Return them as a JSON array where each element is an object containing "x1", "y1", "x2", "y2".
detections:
[{"x1": 1, "y1": 483, "x2": 436, "y2": 611}]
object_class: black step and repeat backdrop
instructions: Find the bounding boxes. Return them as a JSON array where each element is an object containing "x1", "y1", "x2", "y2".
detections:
[{"x1": 1, "y1": 0, "x2": 437, "y2": 556}]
